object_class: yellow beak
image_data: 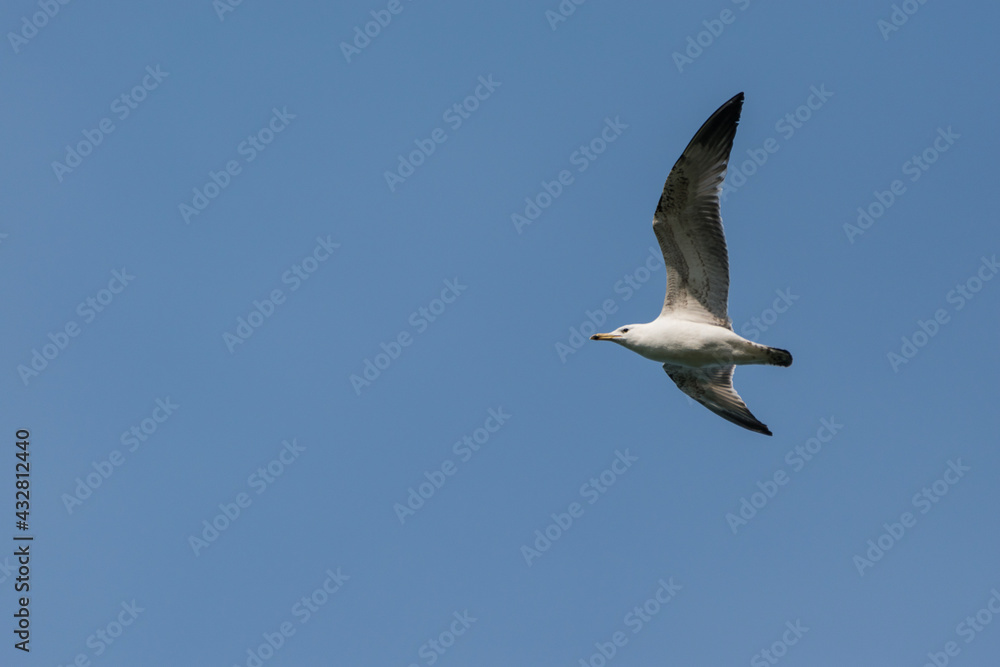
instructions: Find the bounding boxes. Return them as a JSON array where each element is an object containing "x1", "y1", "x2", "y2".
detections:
[{"x1": 590, "y1": 333, "x2": 622, "y2": 341}]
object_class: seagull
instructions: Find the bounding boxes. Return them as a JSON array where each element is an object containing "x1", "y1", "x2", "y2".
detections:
[{"x1": 590, "y1": 92, "x2": 792, "y2": 436}]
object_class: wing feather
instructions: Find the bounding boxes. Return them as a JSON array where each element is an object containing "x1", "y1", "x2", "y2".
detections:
[
  {"x1": 663, "y1": 362, "x2": 772, "y2": 436},
  {"x1": 653, "y1": 92, "x2": 743, "y2": 327}
]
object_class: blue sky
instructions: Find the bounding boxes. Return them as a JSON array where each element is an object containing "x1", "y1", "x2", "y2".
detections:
[{"x1": 3, "y1": 0, "x2": 999, "y2": 665}]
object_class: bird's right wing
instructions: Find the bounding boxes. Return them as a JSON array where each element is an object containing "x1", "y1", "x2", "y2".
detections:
[
  {"x1": 653, "y1": 93, "x2": 743, "y2": 328},
  {"x1": 663, "y1": 362, "x2": 772, "y2": 436}
]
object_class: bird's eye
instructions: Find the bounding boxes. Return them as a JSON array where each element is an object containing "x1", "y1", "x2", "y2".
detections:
[{"x1": 621, "y1": 328, "x2": 629, "y2": 333}]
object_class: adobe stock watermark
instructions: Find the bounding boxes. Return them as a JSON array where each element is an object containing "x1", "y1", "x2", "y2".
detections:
[
  {"x1": 0, "y1": 556, "x2": 22, "y2": 586},
  {"x1": 720, "y1": 84, "x2": 834, "y2": 202},
  {"x1": 222, "y1": 235, "x2": 340, "y2": 353},
  {"x1": 384, "y1": 74, "x2": 501, "y2": 192},
  {"x1": 544, "y1": 0, "x2": 588, "y2": 30},
  {"x1": 349, "y1": 278, "x2": 467, "y2": 395},
  {"x1": 178, "y1": 107, "x2": 296, "y2": 224},
  {"x1": 520, "y1": 449, "x2": 638, "y2": 567},
  {"x1": 7, "y1": 0, "x2": 74, "y2": 54},
  {"x1": 187, "y1": 439, "x2": 305, "y2": 556},
  {"x1": 340, "y1": 0, "x2": 418, "y2": 63},
  {"x1": 737, "y1": 288, "x2": 799, "y2": 341},
  {"x1": 726, "y1": 417, "x2": 844, "y2": 534},
  {"x1": 213, "y1": 0, "x2": 246, "y2": 21},
  {"x1": 16, "y1": 268, "x2": 135, "y2": 386},
  {"x1": 886, "y1": 254, "x2": 997, "y2": 372},
  {"x1": 672, "y1": 0, "x2": 758, "y2": 73},
  {"x1": 232, "y1": 567, "x2": 349, "y2": 667},
  {"x1": 406, "y1": 611, "x2": 477, "y2": 667},
  {"x1": 844, "y1": 126, "x2": 959, "y2": 243},
  {"x1": 57, "y1": 600, "x2": 145, "y2": 666},
  {"x1": 921, "y1": 587, "x2": 1000, "y2": 667},
  {"x1": 510, "y1": 116, "x2": 628, "y2": 234},
  {"x1": 576, "y1": 576, "x2": 681, "y2": 667},
  {"x1": 61, "y1": 397, "x2": 179, "y2": 514},
  {"x1": 877, "y1": 0, "x2": 931, "y2": 40},
  {"x1": 556, "y1": 246, "x2": 661, "y2": 363},
  {"x1": 51, "y1": 65, "x2": 169, "y2": 183},
  {"x1": 750, "y1": 620, "x2": 809, "y2": 667},
  {"x1": 853, "y1": 459, "x2": 970, "y2": 576},
  {"x1": 394, "y1": 407, "x2": 512, "y2": 524}
]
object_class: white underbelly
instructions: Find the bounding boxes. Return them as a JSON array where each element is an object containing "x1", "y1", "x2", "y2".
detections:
[{"x1": 633, "y1": 319, "x2": 765, "y2": 367}]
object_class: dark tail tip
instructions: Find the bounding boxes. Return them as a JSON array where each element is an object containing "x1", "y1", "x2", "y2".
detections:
[{"x1": 768, "y1": 347, "x2": 793, "y2": 367}]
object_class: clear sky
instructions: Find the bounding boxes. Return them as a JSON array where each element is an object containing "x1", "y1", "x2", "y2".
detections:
[{"x1": 2, "y1": 1, "x2": 999, "y2": 665}]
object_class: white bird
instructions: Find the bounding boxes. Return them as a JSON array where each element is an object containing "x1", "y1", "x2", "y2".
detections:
[{"x1": 591, "y1": 92, "x2": 791, "y2": 436}]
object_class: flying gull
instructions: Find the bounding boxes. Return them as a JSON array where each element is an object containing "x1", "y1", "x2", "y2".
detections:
[{"x1": 591, "y1": 92, "x2": 792, "y2": 436}]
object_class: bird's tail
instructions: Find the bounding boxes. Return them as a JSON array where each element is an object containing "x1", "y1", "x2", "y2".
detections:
[{"x1": 765, "y1": 347, "x2": 793, "y2": 367}]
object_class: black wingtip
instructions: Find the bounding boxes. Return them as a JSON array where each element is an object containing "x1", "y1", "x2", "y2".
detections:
[
  {"x1": 728, "y1": 414, "x2": 772, "y2": 436},
  {"x1": 739, "y1": 416, "x2": 772, "y2": 436},
  {"x1": 742, "y1": 418, "x2": 772, "y2": 436},
  {"x1": 704, "y1": 92, "x2": 744, "y2": 133},
  {"x1": 681, "y1": 92, "x2": 745, "y2": 158}
]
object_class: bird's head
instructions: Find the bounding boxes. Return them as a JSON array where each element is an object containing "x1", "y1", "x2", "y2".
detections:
[{"x1": 590, "y1": 324, "x2": 641, "y2": 349}]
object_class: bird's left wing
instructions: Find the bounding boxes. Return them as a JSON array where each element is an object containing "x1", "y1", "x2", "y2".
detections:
[
  {"x1": 653, "y1": 93, "x2": 743, "y2": 328},
  {"x1": 663, "y1": 362, "x2": 772, "y2": 436}
]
